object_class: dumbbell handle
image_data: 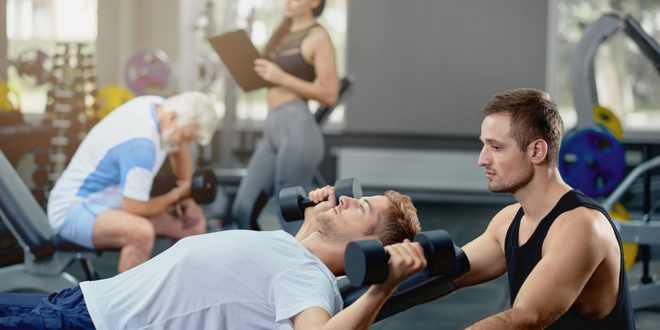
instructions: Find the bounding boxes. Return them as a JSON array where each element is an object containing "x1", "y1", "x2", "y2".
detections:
[
  {"x1": 150, "y1": 169, "x2": 216, "y2": 204},
  {"x1": 299, "y1": 195, "x2": 330, "y2": 208},
  {"x1": 279, "y1": 177, "x2": 362, "y2": 221}
]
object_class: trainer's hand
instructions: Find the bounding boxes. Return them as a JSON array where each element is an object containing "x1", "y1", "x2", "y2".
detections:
[
  {"x1": 254, "y1": 59, "x2": 286, "y2": 85},
  {"x1": 380, "y1": 239, "x2": 427, "y2": 289}
]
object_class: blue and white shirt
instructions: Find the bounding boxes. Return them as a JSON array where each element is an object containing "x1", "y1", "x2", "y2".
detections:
[{"x1": 47, "y1": 96, "x2": 167, "y2": 230}]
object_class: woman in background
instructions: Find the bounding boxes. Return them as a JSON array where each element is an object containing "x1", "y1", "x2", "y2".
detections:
[{"x1": 230, "y1": 0, "x2": 339, "y2": 234}]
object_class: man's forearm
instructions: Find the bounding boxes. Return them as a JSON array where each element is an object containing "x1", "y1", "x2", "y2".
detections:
[
  {"x1": 321, "y1": 284, "x2": 395, "y2": 330},
  {"x1": 467, "y1": 308, "x2": 538, "y2": 330},
  {"x1": 169, "y1": 147, "x2": 194, "y2": 180},
  {"x1": 124, "y1": 191, "x2": 180, "y2": 218}
]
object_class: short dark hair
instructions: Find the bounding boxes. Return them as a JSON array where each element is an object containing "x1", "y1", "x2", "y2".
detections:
[
  {"x1": 483, "y1": 88, "x2": 564, "y2": 166},
  {"x1": 365, "y1": 190, "x2": 421, "y2": 246}
]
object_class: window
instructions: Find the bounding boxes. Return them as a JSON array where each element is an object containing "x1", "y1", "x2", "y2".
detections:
[
  {"x1": 551, "y1": 0, "x2": 660, "y2": 134},
  {"x1": 6, "y1": 0, "x2": 98, "y2": 113}
]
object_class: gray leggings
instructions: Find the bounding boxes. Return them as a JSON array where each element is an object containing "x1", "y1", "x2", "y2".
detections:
[{"x1": 231, "y1": 99, "x2": 324, "y2": 234}]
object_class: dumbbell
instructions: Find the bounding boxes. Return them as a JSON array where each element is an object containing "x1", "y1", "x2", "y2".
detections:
[
  {"x1": 150, "y1": 168, "x2": 217, "y2": 204},
  {"x1": 344, "y1": 229, "x2": 458, "y2": 286},
  {"x1": 278, "y1": 177, "x2": 363, "y2": 221}
]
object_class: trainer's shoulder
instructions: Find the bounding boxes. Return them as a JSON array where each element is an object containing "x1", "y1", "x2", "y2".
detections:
[
  {"x1": 485, "y1": 203, "x2": 520, "y2": 239},
  {"x1": 490, "y1": 203, "x2": 520, "y2": 227},
  {"x1": 553, "y1": 206, "x2": 611, "y2": 239}
]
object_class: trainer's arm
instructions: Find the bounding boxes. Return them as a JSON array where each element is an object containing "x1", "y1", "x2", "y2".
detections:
[
  {"x1": 466, "y1": 211, "x2": 607, "y2": 329},
  {"x1": 291, "y1": 241, "x2": 427, "y2": 330},
  {"x1": 453, "y1": 205, "x2": 515, "y2": 289}
]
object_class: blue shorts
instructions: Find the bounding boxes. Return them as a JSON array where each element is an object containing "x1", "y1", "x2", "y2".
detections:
[
  {"x1": 0, "y1": 285, "x2": 94, "y2": 329},
  {"x1": 55, "y1": 201, "x2": 110, "y2": 249}
]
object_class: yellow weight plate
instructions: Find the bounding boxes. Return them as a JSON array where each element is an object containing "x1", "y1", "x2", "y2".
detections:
[
  {"x1": 0, "y1": 82, "x2": 20, "y2": 112},
  {"x1": 593, "y1": 105, "x2": 623, "y2": 141},
  {"x1": 609, "y1": 202, "x2": 638, "y2": 271},
  {"x1": 93, "y1": 85, "x2": 134, "y2": 119}
]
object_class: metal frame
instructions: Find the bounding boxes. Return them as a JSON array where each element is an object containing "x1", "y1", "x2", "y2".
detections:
[
  {"x1": 572, "y1": 13, "x2": 660, "y2": 310},
  {"x1": 602, "y1": 156, "x2": 660, "y2": 309},
  {"x1": 0, "y1": 150, "x2": 98, "y2": 293}
]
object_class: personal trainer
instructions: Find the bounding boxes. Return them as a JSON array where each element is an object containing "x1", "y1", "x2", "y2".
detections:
[
  {"x1": 456, "y1": 88, "x2": 634, "y2": 329},
  {"x1": 47, "y1": 92, "x2": 219, "y2": 273},
  {"x1": 0, "y1": 187, "x2": 423, "y2": 329}
]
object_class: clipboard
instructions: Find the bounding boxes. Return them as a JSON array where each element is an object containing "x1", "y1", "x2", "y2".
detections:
[{"x1": 208, "y1": 30, "x2": 274, "y2": 92}]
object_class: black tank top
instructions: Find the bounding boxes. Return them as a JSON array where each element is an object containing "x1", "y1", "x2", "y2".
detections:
[
  {"x1": 268, "y1": 24, "x2": 318, "y2": 82},
  {"x1": 504, "y1": 190, "x2": 635, "y2": 329}
]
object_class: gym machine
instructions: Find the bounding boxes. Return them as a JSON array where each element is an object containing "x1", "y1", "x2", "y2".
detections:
[
  {"x1": 567, "y1": 13, "x2": 660, "y2": 309},
  {"x1": 0, "y1": 150, "x2": 100, "y2": 293},
  {"x1": 603, "y1": 155, "x2": 660, "y2": 310}
]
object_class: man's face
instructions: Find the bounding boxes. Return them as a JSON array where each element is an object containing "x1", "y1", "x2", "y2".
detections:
[
  {"x1": 316, "y1": 195, "x2": 389, "y2": 243},
  {"x1": 478, "y1": 113, "x2": 533, "y2": 193}
]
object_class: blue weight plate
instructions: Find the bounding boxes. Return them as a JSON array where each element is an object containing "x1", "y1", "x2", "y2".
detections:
[{"x1": 558, "y1": 127, "x2": 626, "y2": 197}]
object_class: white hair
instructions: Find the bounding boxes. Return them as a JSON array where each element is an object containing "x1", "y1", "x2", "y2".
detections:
[{"x1": 162, "y1": 91, "x2": 219, "y2": 146}]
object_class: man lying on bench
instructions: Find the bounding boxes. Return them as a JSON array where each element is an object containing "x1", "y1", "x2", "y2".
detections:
[{"x1": 0, "y1": 185, "x2": 425, "y2": 329}]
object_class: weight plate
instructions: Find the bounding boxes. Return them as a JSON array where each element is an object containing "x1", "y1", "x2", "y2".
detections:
[
  {"x1": 279, "y1": 186, "x2": 307, "y2": 221},
  {"x1": 593, "y1": 105, "x2": 623, "y2": 141},
  {"x1": 559, "y1": 127, "x2": 626, "y2": 197},
  {"x1": 93, "y1": 85, "x2": 135, "y2": 119},
  {"x1": 0, "y1": 82, "x2": 20, "y2": 111},
  {"x1": 16, "y1": 49, "x2": 52, "y2": 86},
  {"x1": 609, "y1": 202, "x2": 638, "y2": 271},
  {"x1": 196, "y1": 50, "x2": 220, "y2": 92},
  {"x1": 124, "y1": 49, "x2": 170, "y2": 95}
]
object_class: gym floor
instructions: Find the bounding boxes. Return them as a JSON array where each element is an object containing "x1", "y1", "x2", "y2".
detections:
[{"x1": 63, "y1": 198, "x2": 660, "y2": 329}]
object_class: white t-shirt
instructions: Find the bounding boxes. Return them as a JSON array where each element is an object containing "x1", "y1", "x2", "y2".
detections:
[
  {"x1": 80, "y1": 230, "x2": 343, "y2": 330},
  {"x1": 47, "y1": 96, "x2": 168, "y2": 230}
]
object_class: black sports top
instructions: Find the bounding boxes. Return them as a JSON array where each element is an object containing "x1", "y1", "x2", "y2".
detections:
[
  {"x1": 504, "y1": 190, "x2": 635, "y2": 329},
  {"x1": 268, "y1": 24, "x2": 318, "y2": 82}
]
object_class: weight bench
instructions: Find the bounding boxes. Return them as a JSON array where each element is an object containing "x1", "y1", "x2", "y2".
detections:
[{"x1": 0, "y1": 150, "x2": 99, "y2": 293}]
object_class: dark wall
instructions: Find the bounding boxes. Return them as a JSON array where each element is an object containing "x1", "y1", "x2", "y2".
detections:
[{"x1": 345, "y1": 0, "x2": 549, "y2": 136}]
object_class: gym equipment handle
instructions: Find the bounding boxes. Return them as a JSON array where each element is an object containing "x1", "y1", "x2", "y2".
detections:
[
  {"x1": 150, "y1": 169, "x2": 216, "y2": 204},
  {"x1": 279, "y1": 177, "x2": 362, "y2": 221}
]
